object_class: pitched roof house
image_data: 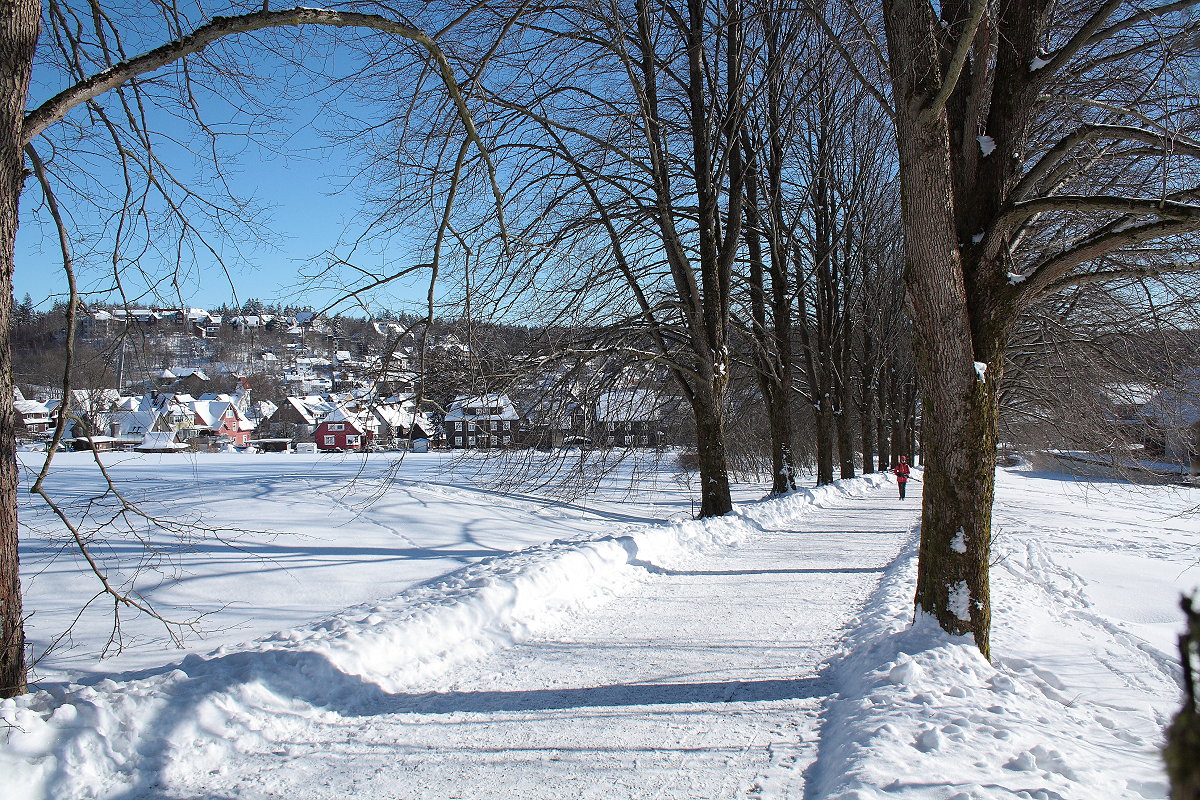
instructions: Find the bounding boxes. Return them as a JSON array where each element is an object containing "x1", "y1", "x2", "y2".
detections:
[{"x1": 443, "y1": 394, "x2": 524, "y2": 449}]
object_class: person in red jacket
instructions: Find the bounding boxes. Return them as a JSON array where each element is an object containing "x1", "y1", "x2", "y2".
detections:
[{"x1": 893, "y1": 456, "x2": 911, "y2": 499}]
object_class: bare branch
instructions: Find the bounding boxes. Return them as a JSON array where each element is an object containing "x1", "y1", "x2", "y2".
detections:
[{"x1": 925, "y1": 0, "x2": 988, "y2": 120}]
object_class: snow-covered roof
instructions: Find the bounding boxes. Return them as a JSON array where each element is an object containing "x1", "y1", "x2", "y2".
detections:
[
  {"x1": 1141, "y1": 386, "x2": 1200, "y2": 428},
  {"x1": 595, "y1": 389, "x2": 663, "y2": 423},
  {"x1": 373, "y1": 401, "x2": 433, "y2": 435},
  {"x1": 319, "y1": 406, "x2": 368, "y2": 433},
  {"x1": 248, "y1": 400, "x2": 279, "y2": 423},
  {"x1": 109, "y1": 409, "x2": 161, "y2": 437},
  {"x1": 158, "y1": 369, "x2": 177, "y2": 380},
  {"x1": 14, "y1": 399, "x2": 51, "y2": 418},
  {"x1": 192, "y1": 400, "x2": 254, "y2": 432},
  {"x1": 445, "y1": 394, "x2": 520, "y2": 421},
  {"x1": 284, "y1": 396, "x2": 333, "y2": 425},
  {"x1": 134, "y1": 432, "x2": 187, "y2": 452},
  {"x1": 1103, "y1": 383, "x2": 1157, "y2": 407}
]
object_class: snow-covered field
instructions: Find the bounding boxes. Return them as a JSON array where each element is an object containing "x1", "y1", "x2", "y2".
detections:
[{"x1": 3, "y1": 452, "x2": 1198, "y2": 799}]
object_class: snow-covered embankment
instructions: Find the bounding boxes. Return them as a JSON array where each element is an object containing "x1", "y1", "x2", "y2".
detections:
[{"x1": 2, "y1": 475, "x2": 887, "y2": 799}]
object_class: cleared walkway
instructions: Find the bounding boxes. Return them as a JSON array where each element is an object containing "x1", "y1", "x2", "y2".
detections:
[{"x1": 161, "y1": 481, "x2": 920, "y2": 800}]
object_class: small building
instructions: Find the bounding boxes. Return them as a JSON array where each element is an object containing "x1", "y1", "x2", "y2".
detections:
[
  {"x1": 313, "y1": 407, "x2": 369, "y2": 451},
  {"x1": 190, "y1": 399, "x2": 255, "y2": 447},
  {"x1": 70, "y1": 435, "x2": 124, "y2": 453},
  {"x1": 594, "y1": 389, "x2": 665, "y2": 448},
  {"x1": 15, "y1": 398, "x2": 52, "y2": 435},
  {"x1": 249, "y1": 438, "x2": 294, "y2": 453},
  {"x1": 443, "y1": 393, "x2": 525, "y2": 449},
  {"x1": 135, "y1": 431, "x2": 188, "y2": 453}
]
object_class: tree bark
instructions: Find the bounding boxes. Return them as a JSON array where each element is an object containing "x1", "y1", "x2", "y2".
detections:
[
  {"x1": 0, "y1": 0, "x2": 39, "y2": 699},
  {"x1": 693, "y1": 382, "x2": 734, "y2": 517},
  {"x1": 883, "y1": 0, "x2": 1000, "y2": 657},
  {"x1": 877, "y1": 364, "x2": 891, "y2": 469}
]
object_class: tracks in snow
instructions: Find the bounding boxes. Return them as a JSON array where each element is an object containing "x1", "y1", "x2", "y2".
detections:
[{"x1": 165, "y1": 481, "x2": 920, "y2": 800}]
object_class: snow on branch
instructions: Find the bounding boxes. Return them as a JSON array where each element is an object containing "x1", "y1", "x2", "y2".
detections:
[
  {"x1": 1020, "y1": 216, "x2": 1200, "y2": 299},
  {"x1": 1031, "y1": 0, "x2": 1200, "y2": 78},
  {"x1": 1003, "y1": 195, "x2": 1200, "y2": 228}
]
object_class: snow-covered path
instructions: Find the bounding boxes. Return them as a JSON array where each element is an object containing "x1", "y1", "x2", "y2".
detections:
[{"x1": 154, "y1": 481, "x2": 918, "y2": 800}]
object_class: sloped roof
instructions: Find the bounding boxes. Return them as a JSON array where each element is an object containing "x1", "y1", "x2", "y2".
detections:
[
  {"x1": 192, "y1": 400, "x2": 255, "y2": 432},
  {"x1": 373, "y1": 401, "x2": 433, "y2": 435},
  {"x1": 135, "y1": 432, "x2": 187, "y2": 452},
  {"x1": 14, "y1": 399, "x2": 51, "y2": 418},
  {"x1": 445, "y1": 394, "x2": 520, "y2": 421},
  {"x1": 110, "y1": 409, "x2": 161, "y2": 437},
  {"x1": 595, "y1": 389, "x2": 662, "y2": 422},
  {"x1": 319, "y1": 405, "x2": 367, "y2": 434}
]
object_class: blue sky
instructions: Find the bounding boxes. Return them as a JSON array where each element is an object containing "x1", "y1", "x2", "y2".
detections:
[{"x1": 15, "y1": 33, "x2": 436, "y2": 315}]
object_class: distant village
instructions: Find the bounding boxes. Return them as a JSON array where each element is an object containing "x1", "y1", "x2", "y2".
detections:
[{"x1": 12, "y1": 303, "x2": 678, "y2": 454}]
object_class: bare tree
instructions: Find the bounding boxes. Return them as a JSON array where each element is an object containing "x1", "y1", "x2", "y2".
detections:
[
  {"x1": 2, "y1": 1, "x2": 496, "y2": 698},
  {"x1": 869, "y1": 0, "x2": 1200, "y2": 656}
]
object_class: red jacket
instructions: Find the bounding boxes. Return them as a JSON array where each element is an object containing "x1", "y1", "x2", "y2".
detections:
[{"x1": 894, "y1": 462, "x2": 910, "y2": 482}]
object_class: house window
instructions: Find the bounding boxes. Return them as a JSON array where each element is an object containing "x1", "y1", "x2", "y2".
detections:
[
  {"x1": 468, "y1": 436, "x2": 476, "y2": 446},
  {"x1": 607, "y1": 422, "x2": 615, "y2": 431},
  {"x1": 606, "y1": 436, "x2": 615, "y2": 444},
  {"x1": 454, "y1": 421, "x2": 463, "y2": 431},
  {"x1": 467, "y1": 422, "x2": 476, "y2": 431},
  {"x1": 624, "y1": 435, "x2": 633, "y2": 445},
  {"x1": 347, "y1": 435, "x2": 359, "y2": 445},
  {"x1": 503, "y1": 435, "x2": 511, "y2": 445},
  {"x1": 329, "y1": 423, "x2": 344, "y2": 431},
  {"x1": 490, "y1": 420, "x2": 498, "y2": 432},
  {"x1": 324, "y1": 435, "x2": 336, "y2": 445},
  {"x1": 454, "y1": 437, "x2": 463, "y2": 447},
  {"x1": 640, "y1": 435, "x2": 649, "y2": 445}
]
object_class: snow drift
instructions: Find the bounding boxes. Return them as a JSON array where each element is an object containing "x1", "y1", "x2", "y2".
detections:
[{"x1": 2, "y1": 474, "x2": 885, "y2": 800}]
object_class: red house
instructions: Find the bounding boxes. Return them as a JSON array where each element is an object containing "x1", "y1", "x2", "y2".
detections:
[
  {"x1": 313, "y1": 408, "x2": 369, "y2": 451},
  {"x1": 191, "y1": 399, "x2": 254, "y2": 447}
]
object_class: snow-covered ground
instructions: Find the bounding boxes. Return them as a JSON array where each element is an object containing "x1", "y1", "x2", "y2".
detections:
[
  {"x1": 3, "y1": 453, "x2": 1198, "y2": 799},
  {"x1": 14, "y1": 449, "x2": 722, "y2": 680}
]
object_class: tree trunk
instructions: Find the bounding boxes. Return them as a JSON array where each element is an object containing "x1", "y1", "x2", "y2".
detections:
[
  {"x1": 0, "y1": 0, "x2": 38, "y2": 699},
  {"x1": 911, "y1": 351, "x2": 1000, "y2": 659},
  {"x1": 836, "y1": 315, "x2": 856, "y2": 479},
  {"x1": 692, "y1": 383, "x2": 733, "y2": 517},
  {"x1": 884, "y1": 0, "x2": 1002, "y2": 655},
  {"x1": 877, "y1": 365, "x2": 891, "y2": 469},
  {"x1": 860, "y1": 324, "x2": 876, "y2": 473},
  {"x1": 835, "y1": 401, "x2": 856, "y2": 479},
  {"x1": 759, "y1": 378, "x2": 796, "y2": 495},
  {"x1": 814, "y1": 399, "x2": 835, "y2": 485}
]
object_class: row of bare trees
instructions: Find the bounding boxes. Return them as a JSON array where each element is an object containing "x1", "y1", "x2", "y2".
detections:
[{"x1": 330, "y1": 0, "x2": 919, "y2": 508}]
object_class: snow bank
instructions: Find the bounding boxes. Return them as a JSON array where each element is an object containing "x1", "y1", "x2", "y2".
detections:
[
  {"x1": 811, "y1": 520, "x2": 1176, "y2": 799},
  {"x1": 1, "y1": 474, "x2": 883, "y2": 800}
]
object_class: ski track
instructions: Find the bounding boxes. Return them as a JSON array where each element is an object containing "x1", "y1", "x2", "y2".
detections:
[{"x1": 152, "y1": 484, "x2": 918, "y2": 800}]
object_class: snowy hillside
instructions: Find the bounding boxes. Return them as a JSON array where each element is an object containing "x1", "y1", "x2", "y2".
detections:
[{"x1": 3, "y1": 453, "x2": 1197, "y2": 799}]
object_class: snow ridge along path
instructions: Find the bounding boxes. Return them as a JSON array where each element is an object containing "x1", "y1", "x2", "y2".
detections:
[{"x1": 4, "y1": 473, "x2": 919, "y2": 800}]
